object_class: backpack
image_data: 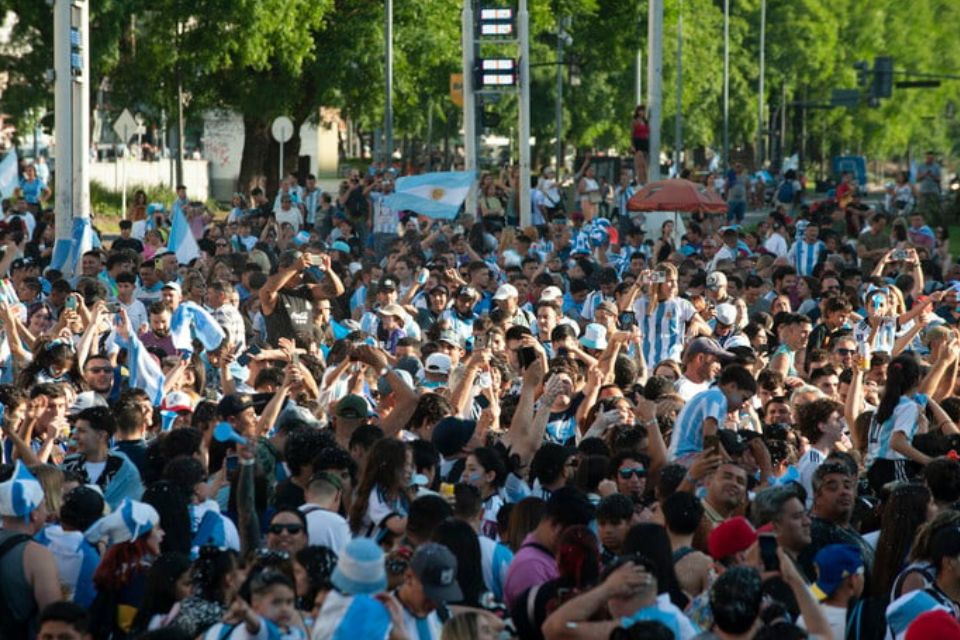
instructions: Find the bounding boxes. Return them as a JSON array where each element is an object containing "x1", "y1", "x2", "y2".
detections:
[{"x1": 777, "y1": 181, "x2": 796, "y2": 203}]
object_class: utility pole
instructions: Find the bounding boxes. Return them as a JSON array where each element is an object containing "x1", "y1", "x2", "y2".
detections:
[
  {"x1": 385, "y1": 0, "x2": 394, "y2": 168},
  {"x1": 518, "y1": 0, "x2": 531, "y2": 226},
  {"x1": 461, "y1": 0, "x2": 477, "y2": 215},
  {"x1": 555, "y1": 16, "x2": 569, "y2": 173},
  {"x1": 647, "y1": 0, "x2": 663, "y2": 182},
  {"x1": 175, "y1": 17, "x2": 184, "y2": 186},
  {"x1": 674, "y1": 0, "x2": 683, "y2": 173},
  {"x1": 757, "y1": 0, "x2": 766, "y2": 168},
  {"x1": 53, "y1": 0, "x2": 90, "y2": 245},
  {"x1": 635, "y1": 50, "x2": 643, "y2": 106},
  {"x1": 722, "y1": 0, "x2": 730, "y2": 170}
]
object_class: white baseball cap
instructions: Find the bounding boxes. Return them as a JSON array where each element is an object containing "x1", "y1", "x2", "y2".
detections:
[
  {"x1": 424, "y1": 353, "x2": 452, "y2": 376},
  {"x1": 493, "y1": 283, "x2": 519, "y2": 301}
]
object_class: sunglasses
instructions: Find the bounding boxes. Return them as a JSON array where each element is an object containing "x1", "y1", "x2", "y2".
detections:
[
  {"x1": 619, "y1": 467, "x2": 647, "y2": 479},
  {"x1": 268, "y1": 523, "x2": 304, "y2": 535},
  {"x1": 216, "y1": 242, "x2": 228, "y2": 247},
  {"x1": 835, "y1": 348, "x2": 856, "y2": 356}
]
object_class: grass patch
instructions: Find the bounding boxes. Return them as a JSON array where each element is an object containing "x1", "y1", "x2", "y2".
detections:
[{"x1": 88, "y1": 181, "x2": 224, "y2": 234}]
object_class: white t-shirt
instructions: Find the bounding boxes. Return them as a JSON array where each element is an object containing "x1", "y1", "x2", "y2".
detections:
[
  {"x1": 764, "y1": 232, "x2": 789, "y2": 258},
  {"x1": 276, "y1": 207, "x2": 302, "y2": 232},
  {"x1": 121, "y1": 298, "x2": 149, "y2": 334},
  {"x1": 300, "y1": 504, "x2": 350, "y2": 553},
  {"x1": 799, "y1": 603, "x2": 847, "y2": 640},
  {"x1": 675, "y1": 376, "x2": 711, "y2": 402}
]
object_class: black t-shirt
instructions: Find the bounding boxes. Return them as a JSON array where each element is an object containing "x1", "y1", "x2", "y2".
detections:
[
  {"x1": 114, "y1": 439, "x2": 149, "y2": 476},
  {"x1": 271, "y1": 480, "x2": 305, "y2": 510}
]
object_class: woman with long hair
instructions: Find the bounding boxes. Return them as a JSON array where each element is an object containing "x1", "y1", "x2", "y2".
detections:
[
  {"x1": 347, "y1": 438, "x2": 412, "y2": 539},
  {"x1": 865, "y1": 354, "x2": 931, "y2": 494},
  {"x1": 167, "y1": 546, "x2": 243, "y2": 637},
  {"x1": 622, "y1": 523, "x2": 688, "y2": 609},
  {"x1": 871, "y1": 483, "x2": 935, "y2": 600},
  {"x1": 129, "y1": 551, "x2": 191, "y2": 634},
  {"x1": 502, "y1": 497, "x2": 545, "y2": 553},
  {"x1": 631, "y1": 105, "x2": 650, "y2": 184},
  {"x1": 89, "y1": 499, "x2": 165, "y2": 639},
  {"x1": 18, "y1": 339, "x2": 81, "y2": 389},
  {"x1": 633, "y1": 263, "x2": 707, "y2": 367},
  {"x1": 891, "y1": 509, "x2": 960, "y2": 600},
  {"x1": 433, "y1": 518, "x2": 488, "y2": 608},
  {"x1": 460, "y1": 446, "x2": 508, "y2": 539}
]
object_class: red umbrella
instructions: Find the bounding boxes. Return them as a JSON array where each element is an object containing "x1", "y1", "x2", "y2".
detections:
[{"x1": 627, "y1": 178, "x2": 728, "y2": 213}]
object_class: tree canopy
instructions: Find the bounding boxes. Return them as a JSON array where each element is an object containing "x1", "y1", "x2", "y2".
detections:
[{"x1": 1, "y1": 0, "x2": 959, "y2": 186}]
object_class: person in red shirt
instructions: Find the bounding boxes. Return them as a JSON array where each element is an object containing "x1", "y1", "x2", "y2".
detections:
[{"x1": 632, "y1": 105, "x2": 650, "y2": 185}]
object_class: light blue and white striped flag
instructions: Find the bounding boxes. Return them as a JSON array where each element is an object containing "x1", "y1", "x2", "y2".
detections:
[
  {"x1": 0, "y1": 149, "x2": 17, "y2": 199},
  {"x1": 49, "y1": 216, "x2": 94, "y2": 277},
  {"x1": 383, "y1": 171, "x2": 475, "y2": 220},
  {"x1": 167, "y1": 200, "x2": 200, "y2": 265},
  {"x1": 170, "y1": 301, "x2": 226, "y2": 353}
]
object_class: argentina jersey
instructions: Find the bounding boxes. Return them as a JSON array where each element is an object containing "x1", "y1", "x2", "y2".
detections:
[
  {"x1": 789, "y1": 240, "x2": 825, "y2": 276},
  {"x1": 866, "y1": 396, "x2": 920, "y2": 467},
  {"x1": 440, "y1": 309, "x2": 475, "y2": 346},
  {"x1": 634, "y1": 296, "x2": 697, "y2": 365},
  {"x1": 853, "y1": 317, "x2": 897, "y2": 354},
  {"x1": 581, "y1": 291, "x2": 613, "y2": 321},
  {"x1": 668, "y1": 387, "x2": 728, "y2": 459}
]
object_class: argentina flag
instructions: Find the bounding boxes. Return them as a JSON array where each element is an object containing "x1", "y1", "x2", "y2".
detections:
[
  {"x1": 49, "y1": 216, "x2": 94, "y2": 277},
  {"x1": 167, "y1": 200, "x2": 200, "y2": 265},
  {"x1": 383, "y1": 171, "x2": 475, "y2": 220}
]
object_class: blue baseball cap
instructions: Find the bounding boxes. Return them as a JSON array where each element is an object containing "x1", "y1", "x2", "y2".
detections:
[{"x1": 811, "y1": 544, "x2": 864, "y2": 600}]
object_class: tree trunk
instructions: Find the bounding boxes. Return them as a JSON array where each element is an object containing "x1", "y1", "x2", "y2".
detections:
[{"x1": 237, "y1": 116, "x2": 302, "y2": 196}]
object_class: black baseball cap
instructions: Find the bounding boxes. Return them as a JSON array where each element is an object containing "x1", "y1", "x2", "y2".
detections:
[{"x1": 217, "y1": 394, "x2": 254, "y2": 418}]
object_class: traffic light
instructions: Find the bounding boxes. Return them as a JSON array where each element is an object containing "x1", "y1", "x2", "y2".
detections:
[
  {"x1": 873, "y1": 56, "x2": 894, "y2": 99},
  {"x1": 854, "y1": 61, "x2": 869, "y2": 88}
]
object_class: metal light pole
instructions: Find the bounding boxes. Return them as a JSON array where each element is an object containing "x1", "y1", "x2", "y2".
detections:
[
  {"x1": 647, "y1": 0, "x2": 663, "y2": 182},
  {"x1": 53, "y1": 0, "x2": 91, "y2": 243},
  {"x1": 518, "y1": 0, "x2": 532, "y2": 226},
  {"x1": 555, "y1": 17, "x2": 569, "y2": 173},
  {"x1": 757, "y1": 0, "x2": 766, "y2": 168},
  {"x1": 461, "y1": 0, "x2": 477, "y2": 214},
  {"x1": 385, "y1": 0, "x2": 394, "y2": 167},
  {"x1": 674, "y1": 0, "x2": 683, "y2": 173},
  {"x1": 722, "y1": 0, "x2": 730, "y2": 170}
]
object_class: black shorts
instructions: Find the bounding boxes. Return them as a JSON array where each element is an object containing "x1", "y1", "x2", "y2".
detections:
[{"x1": 633, "y1": 137, "x2": 649, "y2": 154}]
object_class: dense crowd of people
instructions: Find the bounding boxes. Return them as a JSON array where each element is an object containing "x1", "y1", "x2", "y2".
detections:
[{"x1": 2, "y1": 146, "x2": 960, "y2": 640}]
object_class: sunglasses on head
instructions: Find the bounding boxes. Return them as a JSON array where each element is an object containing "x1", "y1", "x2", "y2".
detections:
[
  {"x1": 619, "y1": 467, "x2": 647, "y2": 479},
  {"x1": 268, "y1": 523, "x2": 304, "y2": 535}
]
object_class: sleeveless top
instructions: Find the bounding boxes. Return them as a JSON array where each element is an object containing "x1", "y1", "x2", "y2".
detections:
[
  {"x1": 0, "y1": 529, "x2": 37, "y2": 628},
  {"x1": 264, "y1": 285, "x2": 315, "y2": 347}
]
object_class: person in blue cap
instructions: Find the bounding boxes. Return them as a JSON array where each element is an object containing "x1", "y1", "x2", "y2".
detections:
[{"x1": 803, "y1": 544, "x2": 865, "y2": 639}]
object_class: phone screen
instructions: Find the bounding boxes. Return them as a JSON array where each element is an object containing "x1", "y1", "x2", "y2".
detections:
[
  {"x1": 518, "y1": 346, "x2": 537, "y2": 369},
  {"x1": 759, "y1": 534, "x2": 779, "y2": 571}
]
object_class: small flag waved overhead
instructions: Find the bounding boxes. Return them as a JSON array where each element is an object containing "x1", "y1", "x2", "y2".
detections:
[
  {"x1": 384, "y1": 171, "x2": 475, "y2": 220},
  {"x1": 167, "y1": 200, "x2": 200, "y2": 265},
  {"x1": 0, "y1": 149, "x2": 17, "y2": 199},
  {"x1": 170, "y1": 301, "x2": 226, "y2": 353}
]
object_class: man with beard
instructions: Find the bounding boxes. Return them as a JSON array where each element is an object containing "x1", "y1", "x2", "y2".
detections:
[
  {"x1": 81, "y1": 354, "x2": 114, "y2": 402},
  {"x1": 701, "y1": 462, "x2": 748, "y2": 526},
  {"x1": 260, "y1": 249, "x2": 344, "y2": 348},
  {"x1": 138, "y1": 301, "x2": 175, "y2": 357},
  {"x1": 798, "y1": 457, "x2": 875, "y2": 586},
  {"x1": 675, "y1": 337, "x2": 734, "y2": 401}
]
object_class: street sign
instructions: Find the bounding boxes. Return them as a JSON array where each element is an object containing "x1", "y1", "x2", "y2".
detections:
[
  {"x1": 112, "y1": 108, "x2": 138, "y2": 143},
  {"x1": 450, "y1": 74, "x2": 464, "y2": 107},
  {"x1": 271, "y1": 116, "x2": 294, "y2": 143}
]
